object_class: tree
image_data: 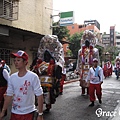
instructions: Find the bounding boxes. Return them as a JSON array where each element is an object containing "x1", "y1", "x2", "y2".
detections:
[
  {"x1": 104, "y1": 46, "x2": 119, "y2": 61},
  {"x1": 69, "y1": 32, "x2": 83, "y2": 58},
  {"x1": 95, "y1": 45, "x2": 104, "y2": 65},
  {"x1": 52, "y1": 22, "x2": 70, "y2": 41}
]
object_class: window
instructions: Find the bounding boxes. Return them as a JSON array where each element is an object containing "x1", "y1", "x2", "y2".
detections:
[
  {"x1": 0, "y1": 48, "x2": 11, "y2": 65},
  {"x1": 78, "y1": 25, "x2": 82, "y2": 28},
  {"x1": 72, "y1": 26, "x2": 74, "y2": 29},
  {"x1": 116, "y1": 42, "x2": 120, "y2": 45},
  {"x1": 0, "y1": 0, "x2": 18, "y2": 20},
  {"x1": 116, "y1": 36, "x2": 120, "y2": 39},
  {"x1": 4, "y1": 0, "x2": 13, "y2": 18},
  {"x1": 110, "y1": 32, "x2": 113, "y2": 35},
  {"x1": 111, "y1": 37, "x2": 113, "y2": 41}
]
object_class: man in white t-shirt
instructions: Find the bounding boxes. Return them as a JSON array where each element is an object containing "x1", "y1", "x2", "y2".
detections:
[
  {"x1": 0, "y1": 50, "x2": 44, "y2": 120},
  {"x1": 86, "y1": 58, "x2": 103, "y2": 107}
]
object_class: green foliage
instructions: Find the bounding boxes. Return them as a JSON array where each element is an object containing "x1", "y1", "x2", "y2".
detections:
[
  {"x1": 69, "y1": 32, "x2": 83, "y2": 58},
  {"x1": 66, "y1": 49, "x2": 72, "y2": 56},
  {"x1": 95, "y1": 45, "x2": 104, "y2": 62},
  {"x1": 52, "y1": 22, "x2": 70, "y2": 41},
  {"x1": 104, "y1": 46, "x2": 119, "y2": 61}
]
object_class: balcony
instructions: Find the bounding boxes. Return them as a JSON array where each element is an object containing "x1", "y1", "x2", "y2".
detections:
[{"x1": 0, "y1": 0, "x2": 19, "y2": 20}]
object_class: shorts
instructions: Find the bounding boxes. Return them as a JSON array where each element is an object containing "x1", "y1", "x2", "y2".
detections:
[{"x1": 10, "y1": 112, "x2": 34, "y2": 120}]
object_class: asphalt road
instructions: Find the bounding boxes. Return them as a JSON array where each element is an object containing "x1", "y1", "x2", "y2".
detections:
[
  {"x1": 43, "y1": 72, "x2": 120, "y2": 120},
  {"x1": 3, "y1": 72, "x2": 120, "y2": 120}
]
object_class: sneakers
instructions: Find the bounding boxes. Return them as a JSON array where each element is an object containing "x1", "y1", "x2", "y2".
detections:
[
  {"x1": 44, "y1": 108, "x2": 50, "y2": 113},
  {"x1": 59, "y1": 92, "x2": 63, "y2": 95},
  {"x1": 89, "y1": 101, "x2": 94, "y2": 107},
  {"x1": 99, "y1": 99, "x2": 102, "y2": 104},
  {"x1": 81, "y1": 93, "x2": 86, "y2": 96}
]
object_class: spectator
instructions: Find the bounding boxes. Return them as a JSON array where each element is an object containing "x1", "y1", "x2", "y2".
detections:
[
  {"x1": 0, "y1": 59, "x2": 10, "y2": 117},
  {"x1": 1, "y1": 60, "x2": 11, "y2": 74}
]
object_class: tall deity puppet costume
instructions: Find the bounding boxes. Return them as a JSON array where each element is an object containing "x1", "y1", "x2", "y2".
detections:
[
  {"x1": 31, "y1": 35, "x2": 65, "y2": 112},
  {"x1": 76, "y1": 30, "x2": 100, "y2": 95}
]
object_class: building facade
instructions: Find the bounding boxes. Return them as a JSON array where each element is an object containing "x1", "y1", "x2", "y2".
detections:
[
  {"x1": 115, "y1": 32, "x2": 120, "y2": 51},
  {"x1": 110, "y1": 26, "x2": 115, "y2": 46},
  {"x1": 0, "y1": 0, "x2": 53, "y2": 73},
  {"x1": 102, "y1": 34, "x2": 110, "y2": 46},
  {"x1": 102, "y1": 26, "x2": 117, "y2": 47},
  {"x1": 67, "y1": 20, "x2": 100, "y2": 36}
]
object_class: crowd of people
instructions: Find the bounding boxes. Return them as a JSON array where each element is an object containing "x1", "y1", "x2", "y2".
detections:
[
  {"x1": 0, "y1": 50, "x2": 44, "y2": 120},
  {"x1": 0, "y1": 50, "x2": 105, "y2": 119},
  {"x1": 0, "y1": 32, "x2": 117, "y2": 119},
  {"x1": 0, "y1": 51, "x2": 115, "y2": 119}
]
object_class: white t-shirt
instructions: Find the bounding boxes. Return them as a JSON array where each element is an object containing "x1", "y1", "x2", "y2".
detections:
[
  {"x1": 6, "y1": 70, "x2": 43, "y2": 114},
  {"x1": 3, "y1": 69, "x2": 10, "y2": 81},
  {"x1": 86, "y1": 66, "x2": 103, "y2": 84}
]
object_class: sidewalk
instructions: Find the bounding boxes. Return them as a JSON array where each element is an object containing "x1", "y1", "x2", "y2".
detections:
[{"x1": 64, "y1": 78, "x2": 79, "y2": 84}]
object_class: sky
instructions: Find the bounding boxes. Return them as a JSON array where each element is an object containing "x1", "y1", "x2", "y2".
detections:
[{"x1": 53, "y1": 0, "x2": 120, "y2": 34}]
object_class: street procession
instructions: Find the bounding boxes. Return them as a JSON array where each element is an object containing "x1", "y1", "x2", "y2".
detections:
[{"x1": 0, "y1": 0, "x2": 120, "y2": 120}]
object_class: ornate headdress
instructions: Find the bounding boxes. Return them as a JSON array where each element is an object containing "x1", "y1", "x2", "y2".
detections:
[{"x1": 81, "y1": 30, "x2": 97, "y2": 47}]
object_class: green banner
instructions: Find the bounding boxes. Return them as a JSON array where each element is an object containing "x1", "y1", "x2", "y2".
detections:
[{"x1": 60, "y1": 11, "x2": 73, "y2": 18}]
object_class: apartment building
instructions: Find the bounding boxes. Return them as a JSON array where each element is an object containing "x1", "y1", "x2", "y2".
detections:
[
  {"x1": 0, "y1": 0, "x2": 53, "y2": 72},
  {"x1": 110, "y1": 26, "x2": 115, "y2": 46},
  {"x1": 67, "y1": 20, "x2": 100, "y2": 35},
  {"x1": 102, "y1": 34, "x2": 110, "y2": 46},
  {"x1": 65, "y1": 20, "x2": 104, "y2": 54},
  {"x1": 115, "y1": 32, "x2": 120, "y2": 51},
  {"x1": 102, "y1": 26, "x2": 117, "y2": 47}
]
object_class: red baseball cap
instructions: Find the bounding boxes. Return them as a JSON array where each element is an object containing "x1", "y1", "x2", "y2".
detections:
[{"x1": 11, "y1": 50, "x2": 28, "y2": 61}]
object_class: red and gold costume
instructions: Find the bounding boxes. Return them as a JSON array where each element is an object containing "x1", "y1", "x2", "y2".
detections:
[
  {"x1": 103, "y1": 61, "x2": 112, "y2": 78},
  {"x1": 107, "y1": 61, "x2": 112, "y2": 76},
  {"x1": 76, "y1": 30, "x2": 100, "y2": 95}
]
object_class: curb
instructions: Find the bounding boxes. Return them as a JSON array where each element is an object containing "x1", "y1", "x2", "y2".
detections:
[{"x1": 64, "y1": 79, "x2": 79, "y2": 84}]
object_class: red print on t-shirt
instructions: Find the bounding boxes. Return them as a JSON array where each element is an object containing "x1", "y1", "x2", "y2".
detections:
[{"x1": 19, "y1": 80, "x2": 30, "y2": 95}]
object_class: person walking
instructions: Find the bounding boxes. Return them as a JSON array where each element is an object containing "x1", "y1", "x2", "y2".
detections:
[
  {"x1": 86, "y1": 58, "x2": 103, "y2": 107},
  {"x1": 0, "y1": 50, "x2": 44, "y2": 120},
  {"x1": 0, "y1": 60, "x2": 10, "y2": 117}
]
